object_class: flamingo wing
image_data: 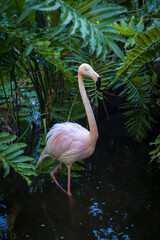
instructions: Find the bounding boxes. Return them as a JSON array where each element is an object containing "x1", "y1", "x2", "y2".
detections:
[{"x1": 45, "y1": 122, "x2": 92, "y2": 166}]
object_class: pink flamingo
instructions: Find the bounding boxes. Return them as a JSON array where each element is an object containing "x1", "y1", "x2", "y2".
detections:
[{"x1": 37, "y1": 63, "x2": 101, "y2": 196}]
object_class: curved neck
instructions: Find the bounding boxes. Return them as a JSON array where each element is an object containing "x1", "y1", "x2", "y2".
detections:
[{"x1": 78, "y1": 73, "x2": 98, "y2": 139}]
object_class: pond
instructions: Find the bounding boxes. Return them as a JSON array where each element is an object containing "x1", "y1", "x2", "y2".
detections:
[{"x1": 0, "y1": 116, "x2": 160, "y2": 240}]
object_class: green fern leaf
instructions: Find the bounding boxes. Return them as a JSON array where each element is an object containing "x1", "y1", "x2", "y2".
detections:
[
  {"x1": 116, "y1": 27, "x2": 160, "y2": 80},
  {"x1": 0, "y1": 132, "x2": 37, "y2": 185},
  {"x1": 69, "y1": 11, "x2": 79, "y2": 35},
  {"x1": 0, "y1": 133, "x2": 16, "y2": 144},
  {"x1": 124, "y1": 107, "x2": 152, "y2": 142},
  {"x1": 106, "y1": 39, "x2": 125, "y2": 61},
  {"x1": 149, "y1": 134, "x2": 160, "y2": 164},
  {"x1": 18, "y1": 0, "x2": 127, "y2": 59}
]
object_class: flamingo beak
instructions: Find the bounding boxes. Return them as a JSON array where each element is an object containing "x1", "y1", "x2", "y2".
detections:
[
  {"x1": 89, "y1": 69, "x2": 101, "y2": 90},
  {"x1": 96, "y1": 77, "x2": 101, "y2": 91},
  {"x1": 91, "y1": 71, "x2": 99, "y2": 82},
  {"x1": 92, "y1": 74, "x2": 101, "y2": 91}
]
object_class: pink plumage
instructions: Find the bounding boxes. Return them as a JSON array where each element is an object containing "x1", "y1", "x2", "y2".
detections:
[
  {"x1": 37, "y1": 122, "x2": 96, "y2": 167},
  {"x1": 37, "y1": 63, "x2": 100, "y2": 196}
]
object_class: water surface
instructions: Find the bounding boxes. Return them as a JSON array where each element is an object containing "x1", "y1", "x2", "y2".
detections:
[{"x1": 0, "y1": 125, "x2": 160, "y2": 240}]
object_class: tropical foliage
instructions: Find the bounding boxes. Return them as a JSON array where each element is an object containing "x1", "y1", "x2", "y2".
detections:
[
  {"x1": 0, "y1": 0, "x2": 126, "y2": 182},
  {"x1": 0, "y1": 0, "x2": 160, "y2": 183},
  {"x1": 150, "y1": 134, "x2": 160, "y2": 169},
  {"x1": 0, "y1": 132, "x2": 37, "y2": 184},
  {"x1": 110, "y1": 5, "x2": 160, "y2": 165},
  {"x1": 109, "y1": 14, "x2": 160, "y2": 142},
  {"x1": 0, "y1": 0, "x2": 126, "y2": 127}
]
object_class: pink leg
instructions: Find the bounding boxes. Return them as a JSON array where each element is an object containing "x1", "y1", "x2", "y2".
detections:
[
  {"x1": 50, "y1": 162, "x2": 66, "y2": 193},
  {"x1": 67, "y1": 167, "x2": 72, "y2": 197}
]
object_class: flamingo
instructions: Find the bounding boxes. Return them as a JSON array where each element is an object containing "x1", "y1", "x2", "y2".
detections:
[{"x1": 37, "y1": 63, "x2": 101, "y2": 196}]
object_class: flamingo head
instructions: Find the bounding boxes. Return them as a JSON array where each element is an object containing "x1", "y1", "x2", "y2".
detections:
[{"x1": 78, "y1": 63, "x2": 101, "y2": 90}]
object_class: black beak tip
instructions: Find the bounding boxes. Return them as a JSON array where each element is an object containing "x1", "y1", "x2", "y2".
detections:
[{"x1": 96, "y1": 77, "x2": 101, "y2": 91}]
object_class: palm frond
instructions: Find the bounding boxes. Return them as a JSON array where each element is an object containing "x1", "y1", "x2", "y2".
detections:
[{"x1": 17, "y1": 0, "x2": 127, "y2": 60}]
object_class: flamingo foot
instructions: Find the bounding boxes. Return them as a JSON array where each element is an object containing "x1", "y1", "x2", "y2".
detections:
[
  {"x1": 50, "y1": 172, "x2": 66, "y2": 194},
  {"x1": 50, "y1": 162, "x2": 72, "y2": 197},
  {"x1": 67, "y1": 190, "x2": 72, "y2": 197}
]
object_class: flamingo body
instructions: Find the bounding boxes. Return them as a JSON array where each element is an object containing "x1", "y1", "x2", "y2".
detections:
[
  {"x1": 37, "y1": 63, "x2": 100, "y2": 196},
  {"x1": 37, "y1": 122, "x2": 97, "y2": 167}
]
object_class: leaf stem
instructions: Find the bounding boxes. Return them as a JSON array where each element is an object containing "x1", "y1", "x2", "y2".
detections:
[{"x1": 67, "y1": 93, "x2": 78, "y2": 122}]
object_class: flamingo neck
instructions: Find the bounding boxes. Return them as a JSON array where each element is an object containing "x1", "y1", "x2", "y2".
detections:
[{"x1": 78, "y1": 73, "x2": 98, "y2": 140}]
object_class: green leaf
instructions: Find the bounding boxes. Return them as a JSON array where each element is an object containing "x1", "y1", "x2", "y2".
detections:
[
  {"x1": 23, "y1": 44, "x2": 33, "y2": 58},
  {"x1": 152, "y1": 71, "x2": 157, "y2": 84},
  {"x1": 0, "y1": 132, "x2": 37, "y2": 184},
  {"x1": 136, "y1": 16, "x2": 144, "y2": 32},
  {"x1": 116, "y1": 27, "x2": 160, "y2": 81},
  {"x1": 149, "y1": 134, "x2": 160, "y2": 163},
  {"x1": 106, "y1": 39, "x2": 125, "y2": 62},
  {"x1": 11, "y1": 156, "x2": 36, "y2": 163},
  {"x1": 31, "y1": 2, "x2": 61, "y2": 11},
  {"x1": 134, "y1": 76, "x2": 145, "y2": 82},
  {"x1": 0, "y1": 133, "x2": 17, "y2": 144}
]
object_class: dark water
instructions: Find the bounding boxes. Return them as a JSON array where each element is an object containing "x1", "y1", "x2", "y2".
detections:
[{"x1": 0, "y1": 121, "x2": 160, "y2": 240}]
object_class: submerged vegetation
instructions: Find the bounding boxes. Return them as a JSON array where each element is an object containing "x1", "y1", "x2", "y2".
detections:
[{"x1": 0, "y1": 0, "x2": 160, "y2": 183}]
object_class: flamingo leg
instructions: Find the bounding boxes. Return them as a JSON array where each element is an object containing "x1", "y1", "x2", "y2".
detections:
[
  {"x1": 50, "y1": 162, "x2": 66, "y2": 193},
  {"x1": 67, "y1": 167, "x2": 72, "y2": 197}
]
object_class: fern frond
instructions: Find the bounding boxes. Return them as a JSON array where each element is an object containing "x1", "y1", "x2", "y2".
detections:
[
  {"x1": 110, "y1": 26, "x2": 160, "y2": 141},
  {"x1": 113, "y1": 16, "x2": 144, "y2": 37},
  {"x1": 123, "y1": 106, "x2": 153, "y2": 142},
  {"x1": 65, "y1": 47, "x2": 115, "y2": 106},
  {"x1": 149, "y1": 134, "x2": 160, "y2": 165},
  {"x1": 0, "y1": 132, "x2": 37, "y2": 185},
  {"x1": 0, "y1": 22, "x2": 76, "y2": 82},
  {"x1": 114, "y1": 77, "x2": 151, "y2": 107},
  {"x1": 110, "y1": 73, "x2": 154, "y2": 141},
  {"x1": 116, "y1": 27, "x2": 160, "y2": 80},
  {"x1": 32, "y1": 40, "x2": 76, "y2": 82},
  {"x1": 18, "y1": 0, "x2": 127, "y2": 60}
]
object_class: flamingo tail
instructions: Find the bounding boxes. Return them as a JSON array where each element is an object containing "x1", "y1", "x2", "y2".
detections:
[{"x1": 36, "y1": 148, "x2": 50, "y2": 165}]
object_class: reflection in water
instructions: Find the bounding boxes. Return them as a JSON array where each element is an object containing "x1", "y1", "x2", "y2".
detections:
[
  {"x1": 0, "y1": 216, "x2": 7, "y2": 232},
  {"x1": 93, "y1": 229, "x2": 131, "y2": 240},
  {"x1": 0, "y1": 123, "x2": 160, "y2": 239},
  {"x1": 89, "y1": 202, "x2": 103, "y2": 216}
]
